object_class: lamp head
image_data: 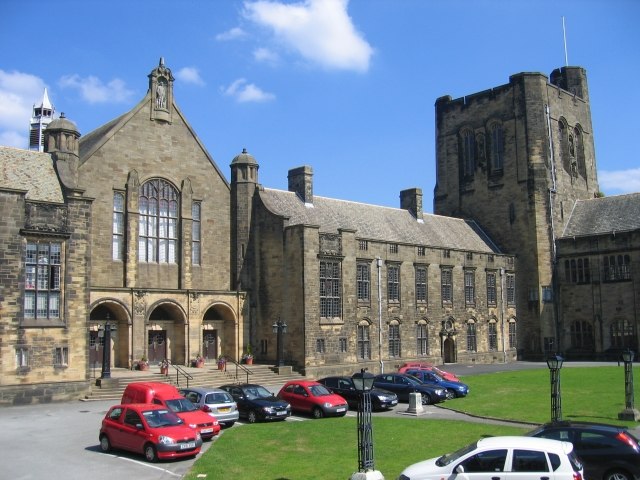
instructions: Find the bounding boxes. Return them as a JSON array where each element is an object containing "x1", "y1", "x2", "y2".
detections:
[
  {"x1": 546, "y1": 354, "x2": 564, "y2": 370},
  {"x1": 622, "y1": 349, "x2": 635, "y2": 363},
  {"x1": 352, "y1": 368, "x2": 375, "y2": 391}
]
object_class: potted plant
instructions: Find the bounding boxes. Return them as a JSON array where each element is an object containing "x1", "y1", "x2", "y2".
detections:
[
  {"x1": 242, "y1": 346, "x2": 254, "y2": 365},
  {"x1": 137, "y1": 355, "x2": 149, "y2": 371},
  {"x1": 217, "y1": 355, "x2": 226, "y2": 371},
  {"x1": 193, "y1": 353, "x2": 205, "y2": 368}
]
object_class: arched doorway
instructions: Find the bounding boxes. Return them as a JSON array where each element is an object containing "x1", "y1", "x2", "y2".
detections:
[
  {"x1": 147, "y1": 302, "x2": 187, "y2": 364},
  {"x1": 202, "y1": 302, "x2": 237, "y2": 362},
  {"x1": 89, "y1": 301, "x2": 130, "y2": 370},
  {"x1": 443, "y1": 337, "x2": 456, "y2": 363}
]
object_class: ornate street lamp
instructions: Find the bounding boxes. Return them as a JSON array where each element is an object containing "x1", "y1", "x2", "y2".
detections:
[
  {"x1": 546, "y1": 354, "x2": 564, "y2": 423},
  {"x1": 618, "y1": 349, "x2": 640, "y2": 421},
  {"x1": 100, "y1": 313, "x2": 116, "y2": 379},
  {"x1": 272, "y1": 318, "x2": 287, "y2": 367},
  {"x1": 350, "y1": 369, "x2": 384, "y2": 480}
]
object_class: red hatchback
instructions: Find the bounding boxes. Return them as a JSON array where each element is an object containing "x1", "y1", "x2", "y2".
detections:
[
  {"x1": 397, "y1": 362, "x2": 460, "y2": 382},
  {"x1": 277, "y1": 380, "x2": 348, "y2": 419},
  {"x1": 99, "y1": 404, "x2": 203, "y2": 462}
]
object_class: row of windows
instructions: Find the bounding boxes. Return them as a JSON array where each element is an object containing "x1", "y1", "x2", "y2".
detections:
[
  {"x1": 346, "y1": 261, "x2": 515, "y2": 314},
  {"x1": 570, "y1": 319, "x2": 637, "y2": 350},
  {"x1": 564, "y1": 255, "x2": 632, "y2": 284},
  {"x1": 112, "y1": 180, "x2": 202, "y2": 266},
  {"x1": 15, "y1": 346, "x2": 68, "y2": 368}
]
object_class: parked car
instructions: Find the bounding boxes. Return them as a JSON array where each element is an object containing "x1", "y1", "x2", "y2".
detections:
[
  {"x1": 398, "y1": 435, "x2": 584, "y2": 480},
  {"x1": 121, "y1": 382, "x2": 220, "y2": 439},
  {"x1": 99, "y1": 403, "x2": 202, "y2": 462},
  {"x1": 404, "y1": 369, "x2": 469, "y2": 399},
  {"x1": 398, "y1": 362, "x2": 460, "y2": 382},
  {"x1": 372, "y1": 373, "x2": 447, "y2": 405},
  {"x1": 527, "y1": 421, "x2": 640, "y2": 480},
  {"x1": 178, "y1": 387, "x2": 239, "y2": 427},
  {"x1": 219, "y1": 383, "x2": 291, "y2": 423},
  {"x1": 277, "y1": 380, "x2": 348, "y2": 419},
  {"x1": 317, "y1": 376, "x2": 398, "y2": 411}
]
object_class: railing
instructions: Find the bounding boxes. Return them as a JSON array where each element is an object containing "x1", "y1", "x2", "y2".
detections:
[
  {"x1": 225, "y1": 359, "x2": 253, "y2": 383},
  {"x1": 165, "y1": 360, "x2": 193, "y2": 388}
]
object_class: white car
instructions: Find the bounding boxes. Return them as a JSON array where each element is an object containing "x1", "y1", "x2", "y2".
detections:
[{"x1": 398, "y1": 436, "x2": 584, "y2": 480}]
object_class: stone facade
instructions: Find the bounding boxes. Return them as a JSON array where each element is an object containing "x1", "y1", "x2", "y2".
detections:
[{"x1": 434, "y1": 67, "x2": 599, "y2": 358}]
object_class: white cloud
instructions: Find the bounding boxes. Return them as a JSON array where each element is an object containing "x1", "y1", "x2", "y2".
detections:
[
  {"x1": 221, "y1": 78, "x2": 275, "y2": 103},
  {"x1": 216, "y1": 27, "x2": 248, "y2": 41},
  {"x1": 599, "y1": 168, "x2": 640, "y2": 195},
  {"x1": 253, "y1": 47, "x2": 280, "y2": 64},
  {"x1": 0, "y1": 70, "x2": 47, "y2": 148},
  {"x1": 243, "y1": 0, "x2": 373, "y2": 72},
  {"x1": 175, "y1": 67, "x2": 205, "y2": 86},
  {"x1": 58, "y1": 74, "x2": 134, "y2": 104}
]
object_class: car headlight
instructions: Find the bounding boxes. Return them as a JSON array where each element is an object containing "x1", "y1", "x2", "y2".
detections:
[
  {"x1": 196, "y1": 432, "x2": 202, "y2": 441},
  {"x1": 436, "y1": 389, "x2": 445, "y2": 395},
  {"x1": 263, "y1": 406, "x2": 275, "y2": 414},
  {"x1": 158, "y1": 435, "x2": 177, "y2": 445},
  {"x1": 323, "y1": 402, "x2": 334, "y2": 408},
  {"x1": 189, "y1": 423, "x2": 197, "y2": 429}
]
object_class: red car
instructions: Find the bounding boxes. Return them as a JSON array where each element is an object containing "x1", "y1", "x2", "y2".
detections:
[
  {"x1": 99, "y1": 404, "x2": 202, "y2": 462},
  {"x1": 397, "y1": 362, "x2": 460, "y2": 382},
  {"x1": 277, "y1": 380, "x2": 348, "y2": 419}
]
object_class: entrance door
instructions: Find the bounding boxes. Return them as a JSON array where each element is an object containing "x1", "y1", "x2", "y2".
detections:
[
  {"x1": 148, "y1": 331, "x2": 167, "y2": 363},
  {"x1": 89, "y1": 331, "x2": 104, "y2": 368},
  {"x1": 202, "y1": 331, "x2": 218, "y2": 361},
  {"x1": 443, "y1": 337, "x2": 456, "y2": 363}
]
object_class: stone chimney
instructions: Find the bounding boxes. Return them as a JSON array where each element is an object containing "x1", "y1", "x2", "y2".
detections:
[
  {"x1": 288, "y1": 166, "x2": 313, "y2": 205},
  {"x1": 400, "y1": 188, "x2": 423, "y2": 219}
]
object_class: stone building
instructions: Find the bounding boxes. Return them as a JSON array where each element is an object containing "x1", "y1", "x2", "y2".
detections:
[
  {"x1": 233, "y1": 160, "x2": 517, "y2": 377},
  {"x1": 556, "y1": 193, "x2": 640, "y2": 358},
  {"x1": 434, "y1": 67, "x2": 600, "y2": 359},
  {"x1": 0, "y1": 117, "x2": 92, "y2": 404}
]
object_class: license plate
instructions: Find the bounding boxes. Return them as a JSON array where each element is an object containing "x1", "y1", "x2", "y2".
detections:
[
  {"x1": 276, "y1": 411, "x2": 287, "y2": 416},
  {"x1": 180, "y1": 442, "x2": 196, "y2": 449},
  {"x1": 336, "y1": 408, "x2": 346, "y2": 412},
  {"x1": 201, "y1": 428, "x2": 213, "y2": 433},
  {"x1": 218, "y1": 407, "x2": 230, "y2": 413}
]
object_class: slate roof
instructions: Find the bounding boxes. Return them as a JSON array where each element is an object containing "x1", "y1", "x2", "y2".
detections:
[
  {"x1": 259, "y1": 188, "x2": 501, "y2": 253},
  {"x1": 0, "y1": 146, "x2": 64, "y2": 203},
  {"x1": 561, "y1": 193, "x2": 640, "y2": 238}
]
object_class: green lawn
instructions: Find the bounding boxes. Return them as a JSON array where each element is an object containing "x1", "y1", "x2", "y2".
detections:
[{"x1": 185, "y1": 365, "x2": 639, "y2": 480}]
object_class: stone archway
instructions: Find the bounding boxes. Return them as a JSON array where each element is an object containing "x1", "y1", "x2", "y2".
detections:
[
  {"x1": 203, "y1": 303, "x2": 238, "y2": 362},
  {"x1": 89, "y1": 300, "x2": 131, "y2": 370},
  {"x1": 147, "y1": 302, "x2": 187, "y2": 364}
]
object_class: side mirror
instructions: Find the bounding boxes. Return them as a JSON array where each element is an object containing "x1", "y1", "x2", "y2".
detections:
[{"x1": 136, "y1": 423, "x2": 144, "y2": 430}]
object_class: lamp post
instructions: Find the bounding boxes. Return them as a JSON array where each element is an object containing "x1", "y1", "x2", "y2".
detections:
[
  {"x1": 100, "y1": 313, "x2": 112, "y2": 379},
  {"x1": 618, "y1": 349, "x2": 640, "y2": 421},
  {"x1": 272, "y1": 318, "x2": 287, "y2": 367},
  {"x1": 546, "y1": 354, "x2": 564, "y2": 423},
  {"x1": 350, "y1": 369, "x2": 384, "y2": 480}
]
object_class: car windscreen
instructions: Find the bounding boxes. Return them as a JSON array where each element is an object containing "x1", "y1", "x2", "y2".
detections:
[
  {"x1": 165, "y1": 398, "x2": 198, "y2": 412},
  {"x1": 404, "y1": 374, "x2": 423, "y2": 386},
  {"x1": 436, "y1": 441, "x2": 478, "y2": 466},
  {"x1": 308, "y1": 384, "x2": 332, "y2": 396},
  {"x1": 142, "y1": 409, "x2": 184, "y2": 428},
  {"x1": 205, "y1": 392, "x2": 234, "y2": 404},
  {"x1": 244, "y1": 386, "x2": 274, "y2": 399}
]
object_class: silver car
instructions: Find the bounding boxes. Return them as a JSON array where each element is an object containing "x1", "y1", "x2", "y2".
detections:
[{"x1": 179, "y1": 387, "x2": 240, "y2": 427}]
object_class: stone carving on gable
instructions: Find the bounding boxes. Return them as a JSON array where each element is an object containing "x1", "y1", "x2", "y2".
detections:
[
  {"x1": 133, "y1": 290, "x2": 147, "y2": 316},
  {"x1": 24, "y1": 203, "x2": 69, "y2": 234},
  {"x1": 319, "y1": 233, "x2": 342, "y2": 256},
  {"x1": 148, "y1": 57, "x2": 174, "y2": 123}
]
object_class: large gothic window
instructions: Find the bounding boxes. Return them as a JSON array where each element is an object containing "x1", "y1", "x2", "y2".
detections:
[
  {"x1": 138, "y1": 179, "x2": 179, "y2": 263},
  {"x1": 112, "y1": 192, "x2": 125, "y2": 261},
  {"x1": 574, "y1": 126, "x2": 586, "y2": 177},
  {"x1": 570, "y1": 321, "x2": 594, "y2": 350},
  {"x1": 489, "y1": 123, "x2": 504, "y2": 174},
  {"x1": 320, "y1": 259, "x2": 341, "y2": 319},
  {"x1": 357, "y1": 323, "x2": 371, "y2": 359},
  {"x1": 460, "y1": 129, "x2": 475, "y2": 178}
]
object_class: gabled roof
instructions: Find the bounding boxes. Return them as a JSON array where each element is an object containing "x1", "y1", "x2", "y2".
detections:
[
  {"x1": 259, "y1": 188, "x2": 501, "y2": 253},
  {"x1": 78, "y1": 93, "x2": 228, "y2": 186},
  {"x1": 561, "y1": 193, "x2": 640, "y2": 238},
  {"x1": 0, "y1": 146, "x2": 64, "y2": 203}
]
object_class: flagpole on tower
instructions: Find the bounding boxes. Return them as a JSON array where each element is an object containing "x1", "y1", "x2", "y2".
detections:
[{"x1": 562, "y1": 16, "x2": 569, "y2": 67}]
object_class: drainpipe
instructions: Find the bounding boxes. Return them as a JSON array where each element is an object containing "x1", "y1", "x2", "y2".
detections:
[
  {"x1": 500, "y1": 268, "x2": 507, "y2": 363},
  {"x1": 376, "y1": 257, "x2": 384, "y2": 373}
]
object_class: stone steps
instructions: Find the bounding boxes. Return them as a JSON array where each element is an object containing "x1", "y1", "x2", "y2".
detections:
[{"x1": 83, "y1": 363, "x2": 306, "y2": 402}]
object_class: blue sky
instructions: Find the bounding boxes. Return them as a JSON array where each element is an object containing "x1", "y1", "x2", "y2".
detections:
[{"x1": 1, "y1": 0, "x2": 638, "y2": 212}]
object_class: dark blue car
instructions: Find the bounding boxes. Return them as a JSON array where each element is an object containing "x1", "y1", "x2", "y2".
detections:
[
  {"x1": 373, "y1": 373, "x2": 447, "y2": 405},
  {"x1": 405, "y1": 369, "x2": 469, "y2": 399}
]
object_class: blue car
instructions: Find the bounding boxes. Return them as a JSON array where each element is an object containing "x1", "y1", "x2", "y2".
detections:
[{"x1": 405, "y1": 369, "x2": 469, "y2": 399}]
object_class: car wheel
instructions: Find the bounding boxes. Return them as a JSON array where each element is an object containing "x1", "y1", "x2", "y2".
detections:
[
  {"x1": 247, "y1": 410, "x2": 258, "y2": 424},
  {"x1": 421, "y1": 394, "x2": 432, "y2": 405},
  {"x1": 604, "y1": 470, "x2": 632, "y2": 480},
  {"x1": 224, "y1": 421, "x2": 235, "y2": 428},
  {"x1": 99, "y1": 434, "x2": 111, "y2": 453},
  {"x1": 445, "y1": 389, "x2": 455, "y2": 400},
  {"x1": 312, "y1": 407, "x2": 324, "y2": 419},
  {"x1": 144, "y1": 443, "x2": 158, "y2": 463}
]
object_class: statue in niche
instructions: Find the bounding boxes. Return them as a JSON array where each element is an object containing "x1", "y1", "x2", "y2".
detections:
[{"x1": 156, "y1": 81, "x2": 167, "y2": 109}]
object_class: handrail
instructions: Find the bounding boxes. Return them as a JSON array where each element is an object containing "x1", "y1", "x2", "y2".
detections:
[
  {"x1": 166, "y1": 360, "x2": 193, "y2": 388},
  {"x1": 225, "y1": 359, "x2": 253, "y2": 383}
]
